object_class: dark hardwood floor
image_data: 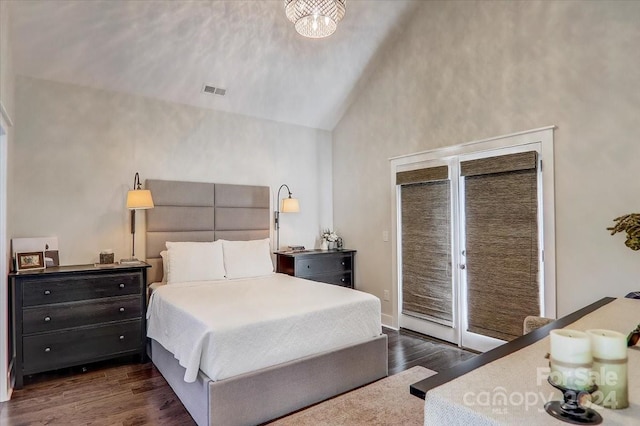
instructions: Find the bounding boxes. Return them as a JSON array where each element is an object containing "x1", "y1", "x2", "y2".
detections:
[
  {"x1": 384, "y1": 327, "x2": 476, "y2": 375},
  {"x1": 0, "y1": 328, "x2": 474, "y2": 425}
]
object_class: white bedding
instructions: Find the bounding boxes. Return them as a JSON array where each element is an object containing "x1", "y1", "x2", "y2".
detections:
[{"x1": 146, "y1": 273, "x2": 382, "y2": 382}]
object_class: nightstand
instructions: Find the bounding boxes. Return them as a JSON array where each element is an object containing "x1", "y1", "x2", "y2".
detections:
[
  {"x1": 9, "y1": 263, "x2": 150, "y2": 388},
  {"x1": 275, "y1": 249, "x2": 356, "y2": 288}
]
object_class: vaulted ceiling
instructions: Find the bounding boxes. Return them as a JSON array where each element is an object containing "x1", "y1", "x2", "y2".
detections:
[{"x1": 9, "y1": 0, "x2": 419, "y2": 130}]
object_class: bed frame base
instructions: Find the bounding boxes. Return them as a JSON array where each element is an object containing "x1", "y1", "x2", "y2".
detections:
[{"x1": 150, "y1": 336, "x2": 388, "y2": 426}]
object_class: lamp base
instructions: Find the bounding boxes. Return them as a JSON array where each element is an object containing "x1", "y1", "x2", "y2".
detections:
[
  {"x1": 544, "y1": 377, "x2": 603, "y2": 425},
  {"x1": 120, "y1": 257, "x2": 142, "y2": 265}
]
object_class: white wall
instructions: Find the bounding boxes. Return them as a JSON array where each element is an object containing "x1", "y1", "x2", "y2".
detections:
[
  {"x1": 333, "y1": 0, "x2": 640, "y2": 319},
  {"x1": 10, "y1": 76, "x2": 332, "y2": 265}
]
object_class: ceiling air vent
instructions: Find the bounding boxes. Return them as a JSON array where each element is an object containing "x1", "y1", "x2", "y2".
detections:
[{"x1": 202, "y1": 84, "x2": 226, "y2": 96}]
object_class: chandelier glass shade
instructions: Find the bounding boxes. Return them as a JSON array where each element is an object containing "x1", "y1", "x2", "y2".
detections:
[{"x1": 284, "y1": 0, "x2": 346, "y2": 39}]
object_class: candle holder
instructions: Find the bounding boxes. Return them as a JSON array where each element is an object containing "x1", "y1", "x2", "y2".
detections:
[{"x1": 544, "y1": 376, "x2": 603, "y2": 425}]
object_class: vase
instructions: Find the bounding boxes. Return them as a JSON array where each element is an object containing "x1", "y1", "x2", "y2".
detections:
[
  {"x1": 320, "y1": 240, "x2": 329, "y2": 250},
  {"x1": 328, "y1": 241, "x2": 336, "y2": 250}
]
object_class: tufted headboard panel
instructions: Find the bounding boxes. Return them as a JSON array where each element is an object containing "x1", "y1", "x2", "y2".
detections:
[{"x1": 144, "y1": 180, "x2": 271, "y2": 283}]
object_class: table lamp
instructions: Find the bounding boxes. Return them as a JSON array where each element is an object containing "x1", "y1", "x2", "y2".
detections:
[
  {"x1": 121, "y1": 172, "x2": 154, "y2": 264},
  {"x1": 274, "y1": 184, "x2": 300, "y2": 250}
]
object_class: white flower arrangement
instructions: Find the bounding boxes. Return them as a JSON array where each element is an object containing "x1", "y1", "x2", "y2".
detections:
[{"x1": 322, "y1": 229, "x2": 339, "y2": 242}]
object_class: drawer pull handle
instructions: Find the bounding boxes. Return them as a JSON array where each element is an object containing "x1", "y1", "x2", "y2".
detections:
[
  {"x1": 119, "y1": 283, "x2": 125, "y2": 289},
  {"x1": 341, "y1": 278, "x2": 346, "y2": 282},
  {"x1": 44, "y1": 316, "x2": 51, "y2": 322},
  {"x1": 119, "y1": 307, "x2": 125, "y2": 312},
  {"x1": 44, "y1": 347, "x2": 51, "y2": 353},
  {"x1": 44, "y1": 290, "x2": 51, "y2": 295},
  {"x1": 341, "y1": 262, "x2": 345, "y2": 266},
  {"x1": 119, "y1": 335, "x2": 125, "y2": 340},
  {"x1": 307, "y1": 265, "x2": 310, "y2": 268}
]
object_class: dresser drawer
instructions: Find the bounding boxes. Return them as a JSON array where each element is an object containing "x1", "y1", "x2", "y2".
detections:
[
  {"x1": 22, "y1": 321, "x2": 142, "y2": 374},
  {"x1": 22, "y1": 296, "x2": 142, "y2": 334},
  {"x1": 304, "y1": 272, "x2": 352, "y2": 287},
  {"x1": 296, "y1": 255, "x2": 352, "y2": 277},
  {"x1": 22, "y1": 273, "x2": 141, "y2": 306}
]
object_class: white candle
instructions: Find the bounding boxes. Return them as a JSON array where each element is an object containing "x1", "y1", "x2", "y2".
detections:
[
  {"x1": 587, "y1": 329, "x2": 628, "y2": 409},
  {"x1": 549, "y1": 329, "x2": 593, "y2": 390}
]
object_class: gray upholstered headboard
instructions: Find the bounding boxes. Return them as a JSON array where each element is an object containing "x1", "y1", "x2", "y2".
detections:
[{"x1": 144, "y1": 180, "x2": 271, "y2": 284}]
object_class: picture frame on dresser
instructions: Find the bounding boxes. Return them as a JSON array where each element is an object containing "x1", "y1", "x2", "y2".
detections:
[
  {"x1": 11, "y1": 237, "x2": 60, "y2": 268},
  {"x1": 15, "y1": 251, "x2": 45, "y2": 271}
]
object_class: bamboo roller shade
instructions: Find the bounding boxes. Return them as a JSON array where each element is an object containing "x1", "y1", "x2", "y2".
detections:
[
  {"x1": 461, "y1": 151, "x2": 537, "y2": 176},
  {"x1": 462, "y1": 151, "x2": 539, "y2": 342},
  {"x1": 396, "y1": 165, "x2": 448, "y2": 185},
  {"x1": 400, "y1": 167, "x2": 452, "y2": 323}
]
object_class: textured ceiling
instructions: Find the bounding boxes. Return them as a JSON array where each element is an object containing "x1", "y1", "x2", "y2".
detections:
[{"x1": 9, "y1": 0, "x2": 418, "y2": 130}]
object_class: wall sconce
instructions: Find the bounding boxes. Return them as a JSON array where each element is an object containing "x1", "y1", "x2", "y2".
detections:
[
  {"x1": 122, "y1": 172, "x2": 154, "y2": 264},
  {"x1": 274, "y1": 184, "x2": 300, "y2": 250}
]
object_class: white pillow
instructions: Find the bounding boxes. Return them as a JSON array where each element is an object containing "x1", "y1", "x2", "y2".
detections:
[
  {"x1": 159, "y1": 250, "x2": 168, "y2": 283},
  {"x1": 165, "y1": 241, "x2": 226, "y2": 284},
  {"x1": 221, "y1": 238, "x2": 274, "y2": 279}
]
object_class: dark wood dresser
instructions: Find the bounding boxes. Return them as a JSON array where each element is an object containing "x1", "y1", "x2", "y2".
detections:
[
  {"x1": 275, "y1": 249, "x2": 356, "y2": 288},
  {"x1": 9, "y1": 263, "x2": 149, "y2": 388}
]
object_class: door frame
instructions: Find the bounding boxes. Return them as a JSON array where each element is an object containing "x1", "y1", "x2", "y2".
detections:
[
  {"x1": 395, "y1": 157, "x2": 460, "y2": 343},
  {"x1": 0, "y1": 101, "x2": 12, "y2": 401},
  {"x1": 389, "y1": 126, "x2": 556, "y2": 348}
]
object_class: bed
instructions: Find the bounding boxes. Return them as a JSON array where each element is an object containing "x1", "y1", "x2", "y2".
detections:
[{"x1": 144, "y1": 180, "x2": 388, "y2": 426}]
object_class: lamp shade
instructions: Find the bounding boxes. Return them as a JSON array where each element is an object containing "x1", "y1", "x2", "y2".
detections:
[
  {"x1": 126, "y1": 189, "x2": 154, "y2": 209},
  {"x1": 281, "y1": 197, "x2": 300, "y2": 213}
]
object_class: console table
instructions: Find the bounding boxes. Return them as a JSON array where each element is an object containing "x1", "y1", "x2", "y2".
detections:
[{"x1": 413, "y1": 297, "x2": 639, "y2": 425}]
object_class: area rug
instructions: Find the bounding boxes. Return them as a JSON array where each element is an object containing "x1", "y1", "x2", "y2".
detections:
[{"x1": 268, "y1": 366, "x2": 437, "y2": 425}]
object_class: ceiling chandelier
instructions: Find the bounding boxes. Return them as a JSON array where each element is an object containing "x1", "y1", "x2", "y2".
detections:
[{"x1": 284, "y1": 0, "x2": 346, "y2": 39}]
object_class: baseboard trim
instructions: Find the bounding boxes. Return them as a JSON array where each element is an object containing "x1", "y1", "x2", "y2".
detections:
[{"x1": 381, "y1": 313, "x2": 397, "y2": 329}]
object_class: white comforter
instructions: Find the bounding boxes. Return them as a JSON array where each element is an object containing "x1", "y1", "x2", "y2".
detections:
[{"x1": 146, "y1": 273, "x2": 381, "y2": 382}]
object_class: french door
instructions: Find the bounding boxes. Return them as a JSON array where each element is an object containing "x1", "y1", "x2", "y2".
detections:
[{"x1": 392, "y1": 127, "x2": 555, "y2": 352}]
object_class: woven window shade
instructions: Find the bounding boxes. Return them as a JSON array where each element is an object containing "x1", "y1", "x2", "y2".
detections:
[
  {"x1": 400, "y1": 174, "x2": 452, "y2": 323},
  {"x1": 461, "y1": 151, "x2": 537, "y2": 177},
  {"x1": 397, "y1": 165, "x2": 448, "y2": 185},
  {"x1": 462, "y1": 151, "x2": 539, "y2": 342}
]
